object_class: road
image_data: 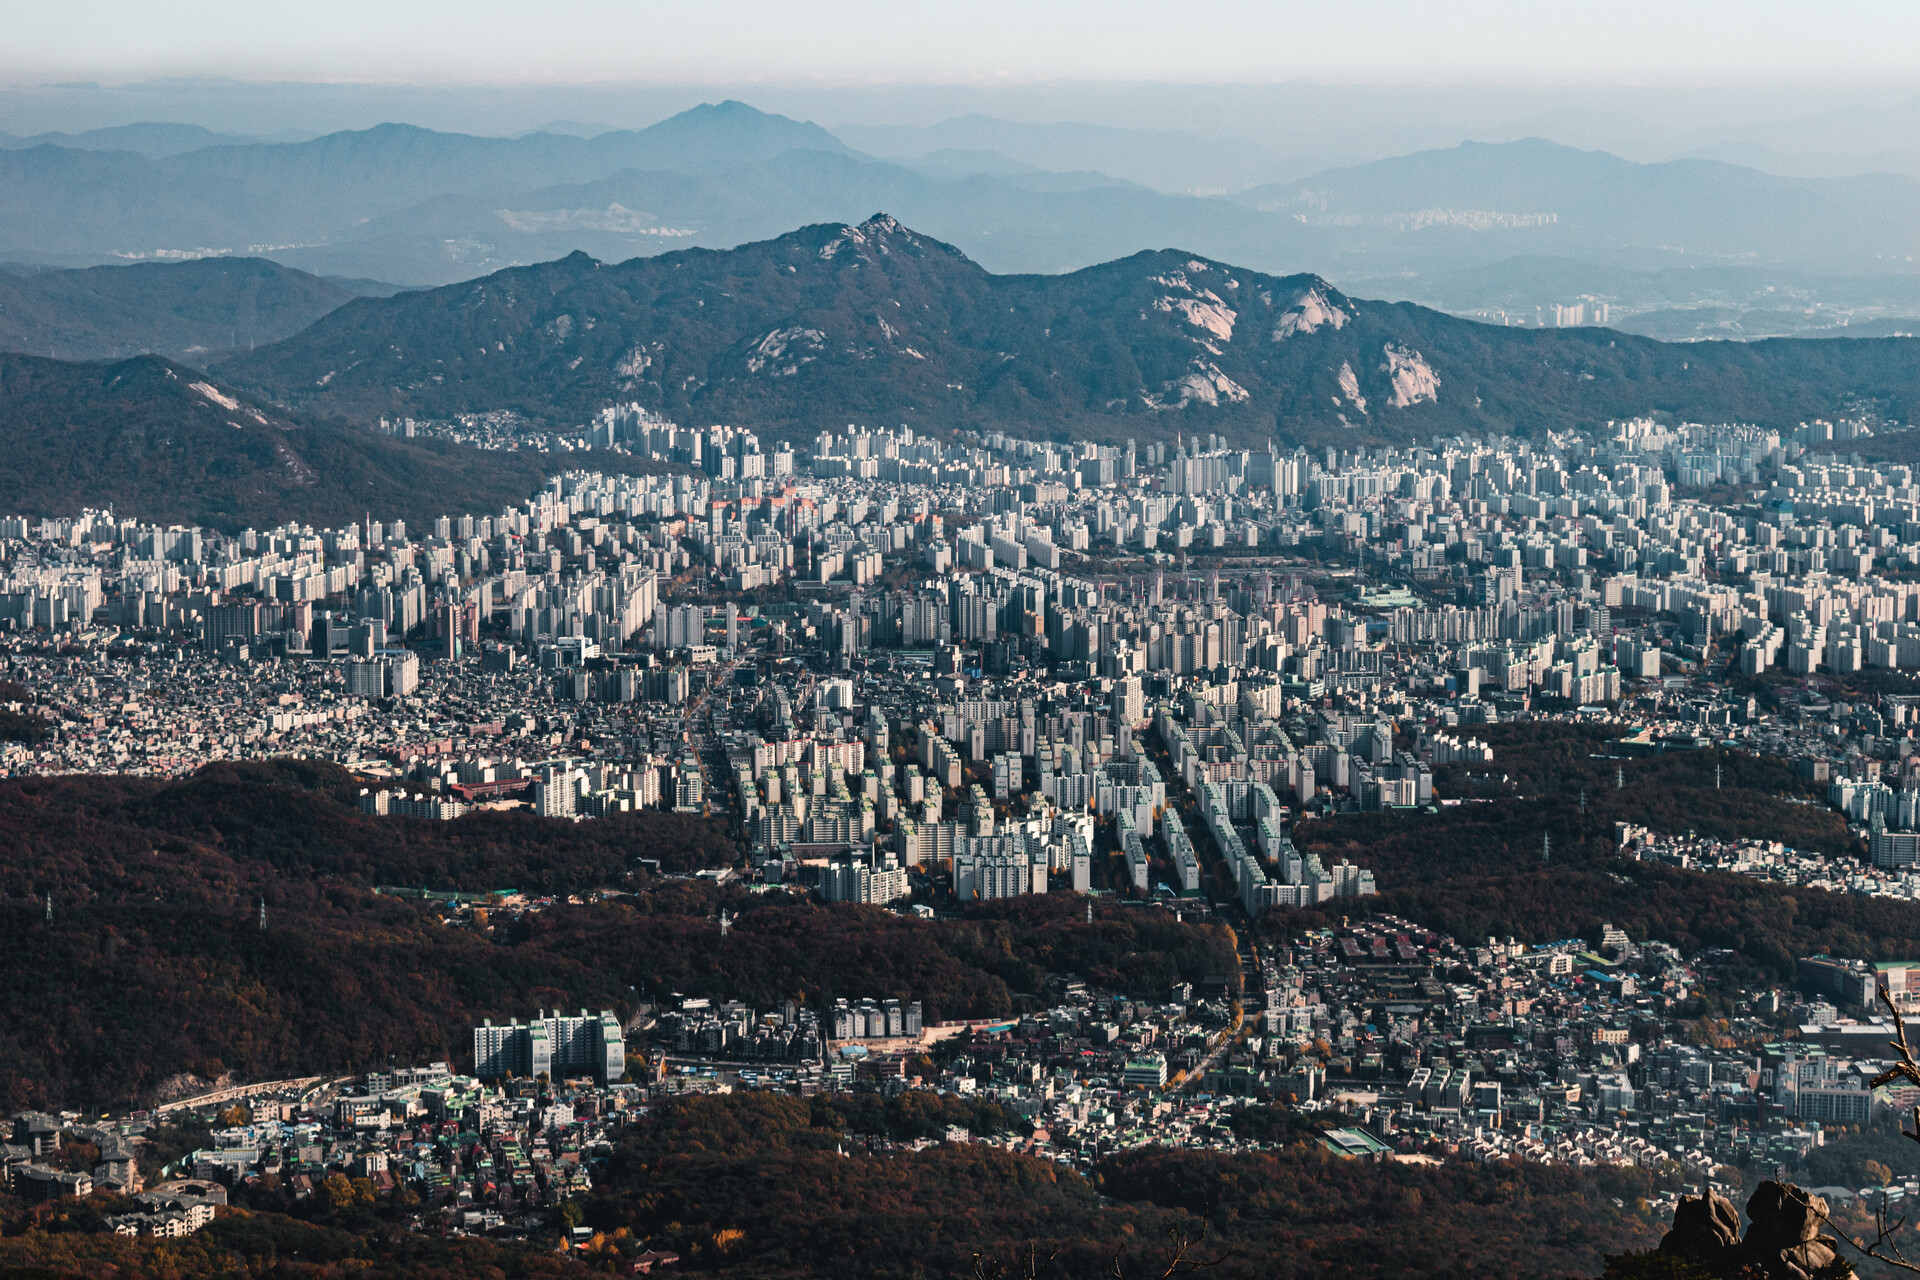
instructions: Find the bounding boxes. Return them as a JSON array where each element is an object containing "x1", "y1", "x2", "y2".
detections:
[
  {"x1": 681, "y1": 658, "x2": 736, "y2": 820},
  {"x1": 152, "y1": 1073, "x2": 350, "y2": 1115},
  {"x1": 1173, "y1": 926, "x2": 1254, "y2": 1094}
]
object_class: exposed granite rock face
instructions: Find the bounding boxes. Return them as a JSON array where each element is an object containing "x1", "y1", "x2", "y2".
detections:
[
  {"x1": 1658, "y1": 1182, "x2": 1853, "y2": 1280},
  {"x1": 1660, "y1": 1190, "x2": 1741, "y2": 1263}
]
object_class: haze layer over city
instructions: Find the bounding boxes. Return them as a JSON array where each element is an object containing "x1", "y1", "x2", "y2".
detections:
[{"x1": 0, "y1": 5, "x2": 1917, "y2": 1279}]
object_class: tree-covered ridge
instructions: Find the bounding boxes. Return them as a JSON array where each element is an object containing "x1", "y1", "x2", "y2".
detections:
[
  {"x1": 0, "y1": 761, "x2": 1238, "y2": 1112},
  {"x1": 0, "y1": 759, "x2": 734, "y2": 899},
  {"x1": 2, "y1": 732, "x2": 1907, "y2": 1110},
  {"x1": 523, "y1": 891, "x2": 1239, "y2": 1025},
  {"x1": 218, "y1": 215, "x2": 1920, "y2": 444},
  {"x1": 0, "y1": 352, "x2": 663, "y2": 530},
  {"x1": 1291, "y1": 725, "x2": 1910, "y2": 982},
  {"x1": 0, "y1": 256, "x2": 357, "y2": 362},
  {"x1": 0, "y1": 889, "x2": 1237, "y2": 1113}
]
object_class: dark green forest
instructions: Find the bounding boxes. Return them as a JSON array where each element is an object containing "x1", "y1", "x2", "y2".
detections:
[
  {"x1": 1429, "y1": 722, "x2": 1851, "y2": 856},
  {"x1": 0, "y1": 256, "x2": 356, "y2": 363}
]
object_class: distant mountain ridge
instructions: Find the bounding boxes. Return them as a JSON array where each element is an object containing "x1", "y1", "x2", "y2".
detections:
[
  {"x1": 0, "y1": 353, "x2": 629, "y2": 528},
  {"x1": 217, "y1": 214, "x2": 1920, "y2": 444},
  {"x1": 1238, "y1": 138, "x2": 1918, "y2": 267},
  {"x1": 0, "y1": 121, "x2": 290, "y2": 158},
  {"x1": 0, "y1": 101, "x2": 852, "y2": 272},
  {"x1": 0, "y1": 102, "x2": 1909, "y2": 287},
  {"x1": 0, "y1": 257, "x2": 359, "y2": 361}
]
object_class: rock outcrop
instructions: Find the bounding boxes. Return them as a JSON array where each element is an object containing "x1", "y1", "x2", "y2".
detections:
[{"x1": 1658, "y1": 1181, "x2": 1853, "y2": 1280}]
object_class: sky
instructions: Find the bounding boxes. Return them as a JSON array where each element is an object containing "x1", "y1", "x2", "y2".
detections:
[{"x1": 5, "y1": 0, "x2": 1918, "y2": 88}]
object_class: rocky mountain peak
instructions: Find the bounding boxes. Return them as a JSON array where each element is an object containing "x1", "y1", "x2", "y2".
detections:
[
  {"x1": 217, "y1": 217, "x2": 1920, "y2": 445},
  {"x1": 818, "y1": 212, "x2": 926, "y2": 263}
]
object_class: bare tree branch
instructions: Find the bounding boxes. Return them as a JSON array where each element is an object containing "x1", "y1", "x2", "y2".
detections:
[
  {"x1": 975, "y1": 1239, "x2": 1060, "y2": 1280},
  {"x1": 1784, "y1": 987, "x2": 1920, "y2": 1275},
  {"x1": 1110, "y1": 1224, "x2": 1232, "y2": 1280},
  {"x1": 1872, "y1": 985, "x2": 1920, "y2": 1152},
  {"x1": 1782, "y1": 1182, "x2": 1919, "y2": 1276}
]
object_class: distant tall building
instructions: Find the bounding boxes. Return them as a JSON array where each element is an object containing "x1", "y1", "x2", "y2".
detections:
[
  {"x1": 344, "y1": 651, "x2": 418, "y2": 699},
  {"x1": 344, "y1": 660, "x2": 386, "y2": 699},
  {"x1": 534, "y1": 766, "x2": 584, "y2": 818},
  {"x1": 820, "y1": 852, "x2": 910, "y2": 905},
  {"x1": 1111, "y1": 675, "x2": 1145, "y2": 730},
  {"x1": 473, "y1": 1010, "x2": 624, "y2": 1083},
  {"x1": 205, "y1": 602, "x2": 259, "y2": 654},
  {"x1": 663, "y1": 604, "x2": 703, "y2": 649}
]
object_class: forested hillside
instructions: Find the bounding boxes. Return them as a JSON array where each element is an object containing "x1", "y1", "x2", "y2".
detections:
[
  {"x1": 218, "y1": 214, "x2": 1920, "y2": 445},
  {"x1": 2, "y1": 731, "x2": 1898, "y2": 1112},
  {"x1": 1291, "y1": 725, "x2": 1903, "y2": 983},
  {"x1": 0, "y1": 761, "x2": 1235, "y2": 1112},
  {"x1": 0, "y1": 352, "x2": 659, "y2": 528},
  {"x1": 0, "y1": 738, "x2": 1874, "y2": 1277},
  {"x1": 0, "y1": 257, "x2": 358, "y2": 362}
]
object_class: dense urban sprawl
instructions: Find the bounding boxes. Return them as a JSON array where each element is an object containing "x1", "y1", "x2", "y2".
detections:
[{"x1": 10, "y1": 406, "x2": 1920, "y2": 1256}]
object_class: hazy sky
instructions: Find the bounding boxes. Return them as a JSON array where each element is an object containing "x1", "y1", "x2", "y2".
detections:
[{"x1": 5, "y1": 0, "x2": 1917, "y2": 87}]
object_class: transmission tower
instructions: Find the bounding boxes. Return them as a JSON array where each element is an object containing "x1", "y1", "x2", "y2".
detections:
[
  {"x1": 1715, "y1": 761, "x2": 1723, "y2": 791},
  {"x1": 258, "y1": 898, "x2": 267, "y2": 932},
  {"x1": 44, "y1": 891, "x2": 52, "y2": 924},
  {"x1": 1617, "y1": 765, "x2": 1625, "y2": 790},
  {"x1": 1579, "y1": 788, "x2": 1587, "y2": 818},
  {"x1": 1542, "y1": 832, "x2": 1551, "y2": 864}
]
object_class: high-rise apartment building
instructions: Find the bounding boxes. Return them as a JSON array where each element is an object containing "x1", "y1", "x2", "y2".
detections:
[{"x1": 472, "y1": 1009, "x2": 624, "y2": 1083}]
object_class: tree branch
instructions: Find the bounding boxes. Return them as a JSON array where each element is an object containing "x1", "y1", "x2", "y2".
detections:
[
  {"x1": 1110, "y1": 1224, "x2": 1232, "y2": 1279},
  {"x1": 1788, "y1": 988, "x2": 1920, "y2": 1274},
  {"x1": 974, "y1": 1239, "x2": 1060, "y2": 1280}
]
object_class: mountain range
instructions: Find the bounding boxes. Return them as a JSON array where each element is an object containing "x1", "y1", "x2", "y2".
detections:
[
  {"x1": 0, "y1": 121, "x2": 310, "y2": 158},
  {"x1": 215, "y1": 214, "x2": 1920, "y2": 445},
  {"x1": 1340, "y1": 257, "x2": 1920, "y2": 342},
  {"x1": 1231, "y1": 137, "x2": 1917, "y2": 266},
  {"x1": 0, "y1": 101, "x2": 1912, "y2": 299},
  {"x1": 0, "y1": 352, "x2": 634, "y2": 529}
]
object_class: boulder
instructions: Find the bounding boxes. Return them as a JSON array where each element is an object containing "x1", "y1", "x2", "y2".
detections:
[
  {"x1": 1659, "y1": 1190, "x2": 1741, "y2": 1262},
  {"x1": 1746, "y1": 1181, "x2": 1826, "y2": 1245},
  {"x1": 1655, "y1": 1181, "x2": 1856, "y2": 1280}
]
